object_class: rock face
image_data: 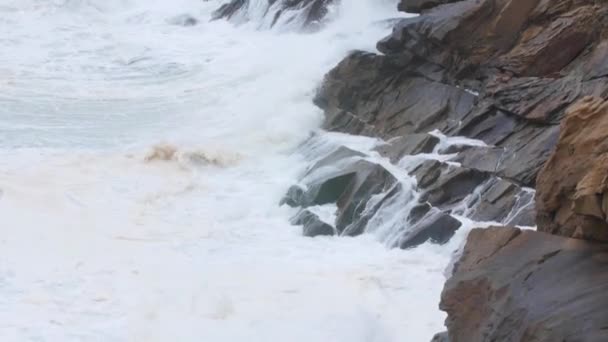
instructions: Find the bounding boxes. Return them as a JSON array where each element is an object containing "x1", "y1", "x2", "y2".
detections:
[
  {"x1": 291, "y1": 0, "x2": 608, "y2": 340},
  {"x1": 212, "y1": 0, "x2": 335, "y2": 30},
  {"x1": 304, "y1": 0, "x2": 608, "y2": 234},
  {"x1": 537, "y1": 97, "x2": 608, "y2": 242},
  {"x1": 209, "y1": 0, "x2": 608, "y2": 338},
  {"x1": 290, "y1": 209, "x2": 335, "y2": 237},
  {"x1": 441, "y1": 227, "x2": 608, "y2": 342},
  {"x1": 283, "y1": 0, "x2": 608, "y2": 246}
]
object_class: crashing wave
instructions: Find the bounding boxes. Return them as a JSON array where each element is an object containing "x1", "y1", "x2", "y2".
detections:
[{"x1": 212, "y1": 0, "x2": 337, "y2": 31}]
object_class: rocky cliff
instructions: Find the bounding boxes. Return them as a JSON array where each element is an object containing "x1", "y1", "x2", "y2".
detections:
[
  {"x1": 282, "y1": 0, "x2": 608, "y2": 340},
  {"x1": 440, "y1": 226, "x2": 608, "y2": 342},
  {"x1": 373, "y1": 0, "x2": 608, "y2": 340},
  {"x1": 213, "y1": 0, "x2": 608, "y2": 340}
]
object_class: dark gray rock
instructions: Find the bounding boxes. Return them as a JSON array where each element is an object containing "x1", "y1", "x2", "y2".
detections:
[
  {"x1": 212, "y1": 0, "x2": 245, "y2": 20},
  {"x1": 398, "y1": 0, "x2": 463, "y2": 14},
  {"x1": 409, "y1": 160, "x2": 446, "y2": 188},
  {"x1": 280, "y1": 184, "x2": 306, "y2": 207},
  {"x1": 374, "y1": 133, "x2": 439, "y2": 162},
  {"x1": 283, "y1": 146, "x2": 401, "y2": 237},
  {"x1": 420, "y1": 165, "x2": 489, "y2": 209},
  {"x1": 291, "y1": 209, "x2": 335, "y2": 237},
  {"x1": 280, "y1": 146, "x2": 364, "y2": 208},
  {"x1": 304, "y1": 146, "x2": 365, "y2": 176},
  {"x1": 399, "y1": 210, "x2": 461, "y2": 249},
  {"x1": 341, "y1": 183, "x2": 406, "y2": 237},
  {"x1": 335, "y1": 161, "x2": 398, "y2": 232},
  {"x1": 212, "y1": 0, "x2": 336, "y2": 30},
  {"x1": 453, "y1": 146, "x2": 505, "y2": 173}
]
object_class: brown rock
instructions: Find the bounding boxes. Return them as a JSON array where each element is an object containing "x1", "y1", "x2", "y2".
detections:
[
  {"x1": 536, "y1": 97, "x2": 608, "y2": 242},
  {"x1": 441, "y1": 226, "x2": 608, "y2": 342}
]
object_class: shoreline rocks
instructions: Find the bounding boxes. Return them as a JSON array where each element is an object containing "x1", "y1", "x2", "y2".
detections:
[
  {"x1": 441, "y1": 227, "x2": 608, "y2": 342},
  {"x1": 305, "y1": 0, "x2": 608, "y2": 340},
  {"x1": 215, "y1": 1, "x2": 608, "y2": 340}
]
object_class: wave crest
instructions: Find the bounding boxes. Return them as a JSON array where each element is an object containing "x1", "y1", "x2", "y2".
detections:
[{"x1": 144, "y1": 143, "x2": 242, "y2": 168}]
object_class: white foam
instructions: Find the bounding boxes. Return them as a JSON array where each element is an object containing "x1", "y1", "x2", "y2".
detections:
[{"x1": 0, "y1": 1, "x2": 459, "y2": 341}]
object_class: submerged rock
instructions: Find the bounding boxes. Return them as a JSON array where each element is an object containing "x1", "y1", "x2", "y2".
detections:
[
  {"x1": 212, "y1": 0, "x2": 336, "y2": 30},
  {"x1": 168, "y1": 14, "x2": 199, "y2": 26},
  {"x1": 291, "y1": 209, "x2": 335, "y2": 237},
  {"x1": 441, "y1": 226, "x2": 608, "y2": 342}
]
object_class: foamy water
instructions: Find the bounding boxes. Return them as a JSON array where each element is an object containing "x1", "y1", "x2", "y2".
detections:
[{"x1": 0, "y1": 1, "x2": 463, "y2": 341}]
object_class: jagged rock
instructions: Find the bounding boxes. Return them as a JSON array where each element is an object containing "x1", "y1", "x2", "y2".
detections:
[
  {"x1": 212, "y1": 0, "x2": 245, "y2": 20},
  {"x1": 408, "y1": 202, "x2": 432, "y2": 223},
  {"x1": 409, "y1": 160, "x2": 446, "y2": 188},
  {"x1": 537, "y1": 97, "x2": 608, "y2": 242},
  {"x1": 453, "y1": 146, "x2": 505, "y2": 173},
  {"x1": 420, "y1": 165, "x2": 489, "y2": 209},
  {"x1": 305, "y1": 146, "x2": 365, "y2": 176},
  {"x1": 399, "y1": 210, "x2": 461, "y2": 249},
  {"x1": 341, "y1": 183, "x2": 405, "y2": 237},
  {"x1": 291, "y1": 209, "x2": 335, "y2": 237},
  {"x1": 492, "y1": 124, "x2": 560, "y2": 187},
  {"x1": 398, "y1": 0, "x2": 462, "y2": 14},
  {"x1": 323, "y1": 109, "x2": 376, "y2": 136},
  {"x1": 465, "y1": 178, "x2": 535, "y2": 226},
  {"x1": 316, "y1": 51, "x2": 477, "y2": 139},
  {"x1": 280, "y1": 184, "x2": 306, "y2": 207},
  {"x1": 334, "y1": 161, "x2": 398, "y2": 232},
  {"x1": 283, "y1": 145, "x2": 400, "y2": 236},
  {"x1": 374, "y1": 133, "x2": 439, "y2": 162},
  {"x1": 452, "y1": 108, "x2": 559, "y2": 187},
  {"x1": 212, "y1": 0, "x2": 335, "y2": 30},
  {"x1": 280, "y1": 146, "x2": 364, "y2": 208},
  {"x1": 441, "y1": 226, "x2": 608, "y2": 342},
  {"x1": 486, "y1": 77, "x2": 583, "y2": 123},
  {"x1": 280, "y1": 173, "x2": 357, "y2": 208}
]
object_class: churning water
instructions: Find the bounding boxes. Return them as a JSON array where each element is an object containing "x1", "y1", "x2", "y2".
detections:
[{"x1": 0, "y1": 1, "x2": 476, "y2": 341}]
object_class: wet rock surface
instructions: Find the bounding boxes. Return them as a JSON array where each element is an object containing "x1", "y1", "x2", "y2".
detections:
[
  {"x1": 441, "y1": 227, "x2": 608, "y2": 342},
  {"x1": 373, "y1": 133, "x2": 439, "y2": 162},
  {"x1": 212, "y1": 0, "x2": 335, "y2": 30},
  {"x1": 212, "y1": 0, "x2": 608, "y2": 339},
  {"x1": 399, "y1": 210, "x2": 461, "y2": 249},
  {"x1": 290, "y1": 0, "x2": 608, "y2": 340},
  {"x1": 298, "y1": 0, "x2": 608, "y2": 247},
  {"x1": 291, "y1": 209, "x2": 335, "y2": 237}
]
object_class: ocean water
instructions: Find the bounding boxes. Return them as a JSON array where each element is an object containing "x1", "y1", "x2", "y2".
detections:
[{"x1": 0, "y1": 1, "x2": 467, "y2": 341}]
